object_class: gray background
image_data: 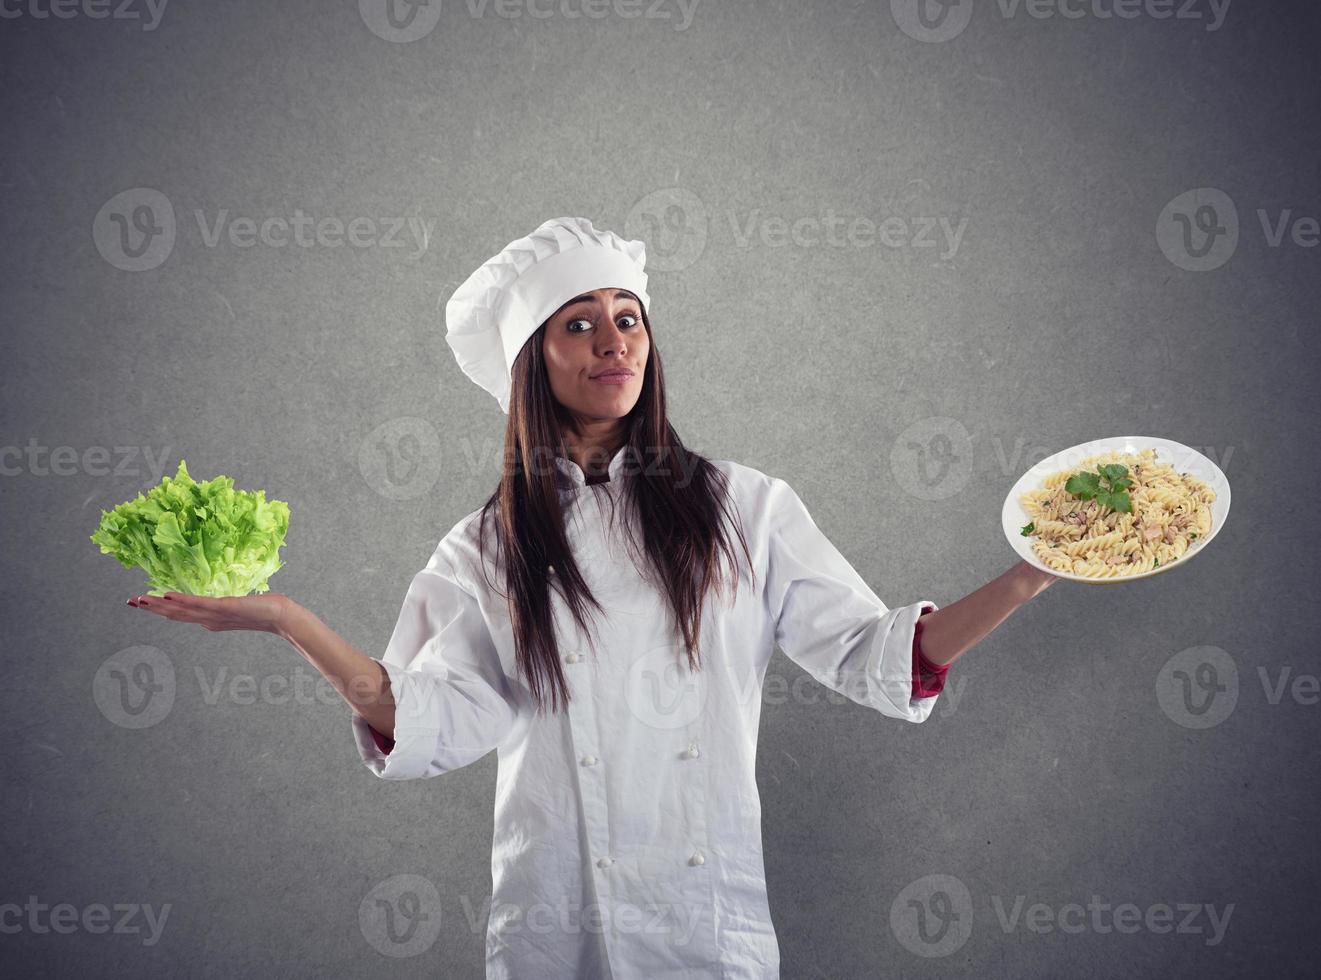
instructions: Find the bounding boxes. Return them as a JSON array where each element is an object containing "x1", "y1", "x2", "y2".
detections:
[{"x1": 2, "y1": 0, "x2": 1318, "y2": 976}]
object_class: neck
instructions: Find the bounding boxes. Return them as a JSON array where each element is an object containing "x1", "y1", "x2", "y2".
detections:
[{"x1": 562, "y1": 425, "x2": 626, "y2": 482}]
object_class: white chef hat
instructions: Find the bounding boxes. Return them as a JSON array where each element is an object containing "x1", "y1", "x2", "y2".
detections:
[{"x1": 444, "y1": 216, "x2": 651, "y2": 415}]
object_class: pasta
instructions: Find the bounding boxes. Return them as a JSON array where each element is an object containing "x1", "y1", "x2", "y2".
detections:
[{"x1": 1018, "y1": 448, "x2": 1216, "y2": 579}]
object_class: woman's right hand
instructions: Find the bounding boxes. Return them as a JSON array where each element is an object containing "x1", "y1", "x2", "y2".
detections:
[{"x1": 128, "y1": 592, "x2": 292, "y2": 637}]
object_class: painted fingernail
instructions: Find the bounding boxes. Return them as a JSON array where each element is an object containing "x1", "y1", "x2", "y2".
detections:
[
  {"x1": 163, "y1": 595, "x2": 174, "y2": 601},
  {"x1": 126, "y1": 599, "x2": 136, "y2": 606}
]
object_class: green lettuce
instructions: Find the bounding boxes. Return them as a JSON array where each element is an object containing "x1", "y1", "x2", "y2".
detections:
[{"x1": 90, "y1": 460, "x2": 290, "y2": 597}]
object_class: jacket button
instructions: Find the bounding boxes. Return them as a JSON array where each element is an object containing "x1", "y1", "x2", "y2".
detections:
[
  {"x1": 685, "y1": 744, "x2": 700, "y2": 759},
  {"x1": 688, "y1": 852, "x2": 705, "y2": 867},
  {"x1": 581, "y1": 755, "x2": 597, "y2": 766},
  {"x1": 597, "y1": 857, "x2": 613, "y2": 869},
  {"x1": 548, "y1": 564, "x2": 556, "y2": 574},
  {"x1": 565, "y1": 653, "x2": 580, "y2": 664}
]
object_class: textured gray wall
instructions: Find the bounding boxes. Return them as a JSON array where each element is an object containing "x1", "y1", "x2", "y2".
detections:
[{"x1": 2, "y1": 0, "x2": 1318, "y2": 977}]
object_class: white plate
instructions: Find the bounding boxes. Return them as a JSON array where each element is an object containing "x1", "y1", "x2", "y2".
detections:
[{"x1": 1001, "y1": 435, "x2": 1231, "y2": 584}]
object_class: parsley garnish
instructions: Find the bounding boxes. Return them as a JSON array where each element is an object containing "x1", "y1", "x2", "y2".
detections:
[
  {"x1": 1020, "y1": 522, "x2": 1035, "y2": 536},
  {"x1": 1065, "y1": 463, "x2": 1134, "y2": 514}
]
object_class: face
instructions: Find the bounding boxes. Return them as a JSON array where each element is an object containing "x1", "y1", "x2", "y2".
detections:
[{"x1": 541, "y1": 287, "x2": 649, "y2": 423}]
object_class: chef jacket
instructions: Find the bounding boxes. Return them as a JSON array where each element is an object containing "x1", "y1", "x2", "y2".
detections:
[{"x1": 352, "y1": 445, "x2": 950, "y2": 979}]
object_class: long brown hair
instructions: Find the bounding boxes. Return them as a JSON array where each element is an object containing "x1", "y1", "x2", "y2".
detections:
[{"x1": 471, "y1": 302, "x2": 754, "y2": 716}]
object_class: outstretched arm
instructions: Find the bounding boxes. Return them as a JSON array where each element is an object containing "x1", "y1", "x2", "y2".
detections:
[{"x1": 915, "y1": 560, "x2": 1057, "y2": 668}]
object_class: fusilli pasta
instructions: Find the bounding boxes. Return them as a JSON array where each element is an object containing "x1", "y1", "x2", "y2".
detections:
[{"x1": 1018, "y1": 448, "x2": 1215, "y2": 579}]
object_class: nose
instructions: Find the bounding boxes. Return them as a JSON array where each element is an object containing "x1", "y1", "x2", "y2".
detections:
[{"x1": 596, "y1": 319, "x2": 629, "y2": 356}]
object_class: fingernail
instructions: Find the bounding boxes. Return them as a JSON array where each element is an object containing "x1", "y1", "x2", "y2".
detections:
[
  {"x1": 163, "y1": 595, "x2": 174, "y2": 601},
  {"x1": 126, "y1": 599, "x2": 136, "y2": 606},
  {"x1": 139, "y1": 599, "x2": 150, "y2": 607}
]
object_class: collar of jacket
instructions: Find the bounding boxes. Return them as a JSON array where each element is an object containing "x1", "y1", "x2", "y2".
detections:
[{"x1": 553, "y1": 444, "x2": 630, "y2": 490}]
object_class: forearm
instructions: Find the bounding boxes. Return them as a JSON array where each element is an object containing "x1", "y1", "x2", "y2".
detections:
[
  {"x1": 915, "y1": 560, "x2": 1056, "y2": 667},
  {"x1": 276, "y1": 601, "x2": 397, "y2": 739}
]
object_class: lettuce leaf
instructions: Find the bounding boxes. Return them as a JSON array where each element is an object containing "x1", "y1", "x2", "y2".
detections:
[{"x1": 90, "y1": 460, "x2": 290, "y2": 597}]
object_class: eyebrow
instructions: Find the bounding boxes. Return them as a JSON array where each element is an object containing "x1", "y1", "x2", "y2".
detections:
[{"x1": 562, "y1": 289, "x2": 638, "y2": 309}]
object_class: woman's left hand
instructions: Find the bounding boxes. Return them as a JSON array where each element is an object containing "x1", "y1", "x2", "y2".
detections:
[{"x1": 127, "y1": 592, "x2": 291, "y2": 636}]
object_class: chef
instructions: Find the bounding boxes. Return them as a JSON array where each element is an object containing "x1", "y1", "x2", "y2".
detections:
[{"x1": 129, "y1": 216, "x2": 1058, "y2": 979}]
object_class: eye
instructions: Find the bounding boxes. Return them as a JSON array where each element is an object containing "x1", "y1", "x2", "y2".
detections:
[{"x1": 566, "y1": 312, "x2": 643, "y2": 333}]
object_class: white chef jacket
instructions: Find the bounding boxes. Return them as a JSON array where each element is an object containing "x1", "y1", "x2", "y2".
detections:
[{"x1": 352, "y1": 445, "x2": 943, "y2": 979}]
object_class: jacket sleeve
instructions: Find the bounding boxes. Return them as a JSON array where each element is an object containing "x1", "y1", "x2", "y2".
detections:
[
  {"x1": 351, "y1": 548, "x2": 521, "y2": 779},
  {"x1": 911, "y1": 606, "x2": 950, "y2": 698},
  {"x1": 765, "y1": 477, "x2": 943, "y2": 722}
]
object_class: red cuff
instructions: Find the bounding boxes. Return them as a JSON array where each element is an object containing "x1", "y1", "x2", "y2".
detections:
[
  {"x1": 912, "y1": 605, "x2": 949, "y2": 699},
  {"x1": 369, "y1": 724, "x2": 395, "y2": 755}
]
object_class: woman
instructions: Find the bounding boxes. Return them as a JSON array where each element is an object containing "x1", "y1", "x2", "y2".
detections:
[{"x1": 129, "y1": 216, "x2": 1058, "y2": 979}]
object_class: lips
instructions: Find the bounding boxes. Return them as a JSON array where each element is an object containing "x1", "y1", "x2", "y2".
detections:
[{"x1": 590, "y1": 370, "x2": 634, "y2": 380}]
